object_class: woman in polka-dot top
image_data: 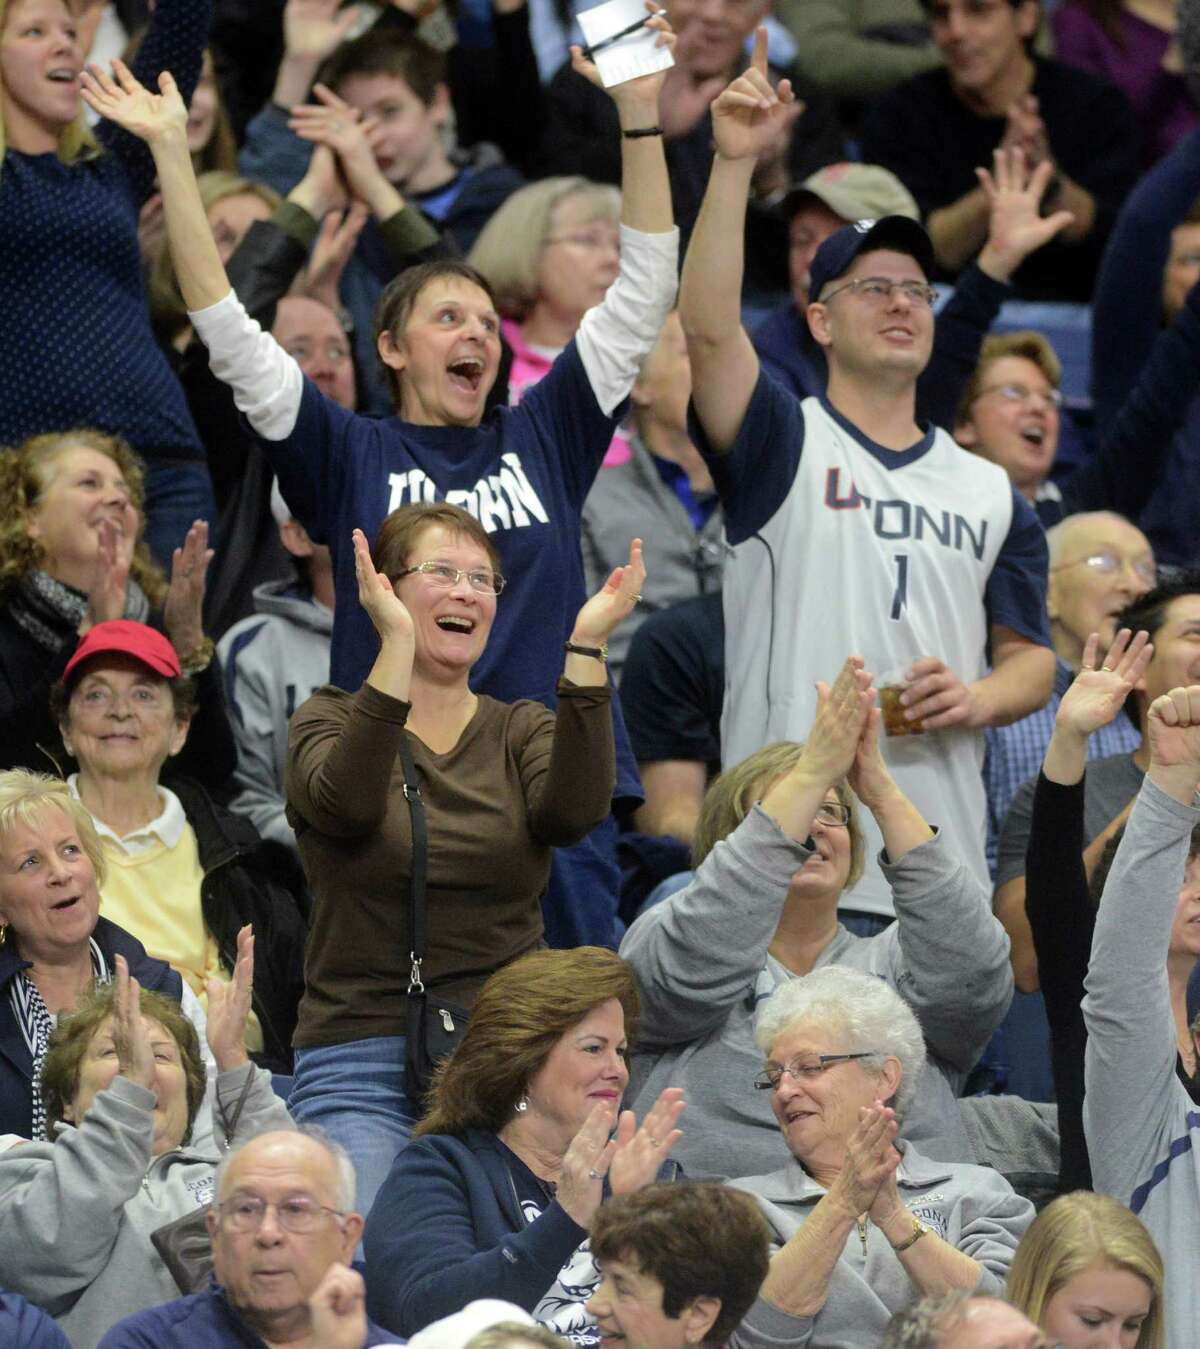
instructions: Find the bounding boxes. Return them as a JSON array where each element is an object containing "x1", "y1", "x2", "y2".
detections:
[{"x1": 0, "y1": 0, "x2": 213, "y2": 565}]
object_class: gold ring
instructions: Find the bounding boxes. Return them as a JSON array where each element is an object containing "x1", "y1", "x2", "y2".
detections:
[{"x1": 1101, "y1": 665, "x2": 1114, "y2": 672}]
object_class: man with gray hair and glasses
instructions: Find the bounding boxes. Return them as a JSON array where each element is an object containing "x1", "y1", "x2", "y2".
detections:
[
  {"x1": 98, "y1": 1128, "x2": 399, "y2": 1348},
  {"x1": 880, "y1": 1291, "x2": 1056, "y2": 1348}
]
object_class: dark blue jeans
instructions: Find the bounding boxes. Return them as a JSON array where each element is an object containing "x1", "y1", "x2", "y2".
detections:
[{"x1": 289, "y1": 1035, "x2": 417, "y2": 1222}]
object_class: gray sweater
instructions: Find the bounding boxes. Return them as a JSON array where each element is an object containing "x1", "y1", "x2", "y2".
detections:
[
  {"x1": 621, "y1": 807, "x2": 1013, "y2": 1178},
  {"x1": 728, "y1": 1141, "x2": 1032, "y2": 1349},
  {"x1": 0, "y1": 1065, "x2": 293, "y2": 1349},
  {"x1": 1083, "y1": 776, "x2": 1200, "y2": 1349}
]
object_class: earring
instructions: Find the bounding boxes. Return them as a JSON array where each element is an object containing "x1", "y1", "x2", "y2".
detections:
[
  {"x1": 0, "y1": 925, "x2": 7, "y2": 948},
  {"x1": 515, "y1": 1095, "x2": 528, "y2": 1114}
]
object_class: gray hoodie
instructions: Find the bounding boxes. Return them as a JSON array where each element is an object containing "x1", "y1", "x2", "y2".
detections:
[
  {"x1": 620, "y1": 806, "x2": 1013, "y2": 1178},
  {"x1": 1083, "y1": 776, "x2": 1200, "y2": 1349},
  {"x1": 0, "y1": 1065, "x2": 293, "y2": 1349},
  {"x1": 728, "y1": 1141, "x2": 1033, "y2": 1349},
  {"x1": 217, "y1": 580, "x2": 332, "y2": 853}
]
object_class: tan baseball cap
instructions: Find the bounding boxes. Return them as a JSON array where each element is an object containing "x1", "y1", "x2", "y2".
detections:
[{"x1": 782, "y1": 163, "x2": 920, "y2": 225}]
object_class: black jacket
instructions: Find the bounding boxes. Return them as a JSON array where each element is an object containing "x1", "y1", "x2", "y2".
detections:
[
  {"x1": 171, "y1": 776, "x2": 309, "y2": 1073},
  {"x1": 0, "y1": 917, "x2": 182, "y2": 1140}
]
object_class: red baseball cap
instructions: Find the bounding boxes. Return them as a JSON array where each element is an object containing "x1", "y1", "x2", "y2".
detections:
[{"x1": 63, "y1": 620, "x2": 182, "y2": 684}]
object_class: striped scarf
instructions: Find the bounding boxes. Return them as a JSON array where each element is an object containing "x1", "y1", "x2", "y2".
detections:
[{"x1": 10, "y1": 939, "x2": 109, "y2": 1140}]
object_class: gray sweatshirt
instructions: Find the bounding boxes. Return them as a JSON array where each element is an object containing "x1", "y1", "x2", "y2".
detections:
[
  {"x1": 1083, "y1": 776, "x2": 1200, "y2": 1349},
  {"x1": 0, "y1": 1065, "x2": 293, "y2": 1349},
  {"x1": 621, "y1": 806, "x2": 1013, "y2": 1178},
  {"x1": 728, "y1": 1141, "x2": 1032, "y2": 1349},
  {"x1": 217, "y1": 579, "x2": 333, "y2": 854}
]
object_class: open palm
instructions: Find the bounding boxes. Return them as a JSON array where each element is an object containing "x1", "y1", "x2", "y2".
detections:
[
  {"x1": 80, "y1": 58, "x2": 187, "y2": 144},
  {"x1": 1056, "y1": 629, "x2": 1151, "y2": 737}
]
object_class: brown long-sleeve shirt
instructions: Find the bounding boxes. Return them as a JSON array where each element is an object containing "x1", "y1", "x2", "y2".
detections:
[{"x1": 285, "y1": 678, "x2": 614, "y2": 1047}]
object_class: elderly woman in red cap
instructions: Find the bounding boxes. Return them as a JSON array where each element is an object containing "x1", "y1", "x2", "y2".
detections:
[{"x1": 47, "y1": 620, "x2": 307, "y2": 1074}]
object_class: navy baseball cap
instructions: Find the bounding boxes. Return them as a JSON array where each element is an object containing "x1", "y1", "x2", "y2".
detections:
[{"x1": 807, "y1": 216, "x2": 936, "y2": 305}]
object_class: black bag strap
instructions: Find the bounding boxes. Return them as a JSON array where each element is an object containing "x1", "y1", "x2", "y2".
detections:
[{"x1": 398, "y1": 732, "x2": 429, "y2": 993}]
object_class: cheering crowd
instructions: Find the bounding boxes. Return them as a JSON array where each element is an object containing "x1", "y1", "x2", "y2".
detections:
[{"x1": 2, "y1": 0, "x2": 1200, "y2": 1344}]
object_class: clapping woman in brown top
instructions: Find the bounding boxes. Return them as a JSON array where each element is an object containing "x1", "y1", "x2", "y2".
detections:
[{"x1": 285, "y1": 500, "x2": 643, "y2": 1218}]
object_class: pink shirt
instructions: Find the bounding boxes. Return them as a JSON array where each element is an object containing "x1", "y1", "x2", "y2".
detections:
[{"x1": 502, "y1": 318, "x2": 632, "y2": 467}]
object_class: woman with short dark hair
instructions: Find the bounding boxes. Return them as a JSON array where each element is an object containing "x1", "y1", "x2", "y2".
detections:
[
  {"x1": 363, "y1": 946, "x2": 684, "y2": 1344},
  {"x1": 285, "y1": 503, "x2": 641, "y2": 1217}
]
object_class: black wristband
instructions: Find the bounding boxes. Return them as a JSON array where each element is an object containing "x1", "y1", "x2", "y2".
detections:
[
  {"x1": 565, "y1": 640, "x2": 608, "y2": 660},
  {"x1": 622, "y1": 125, "x2": 664, "y2": 139}
]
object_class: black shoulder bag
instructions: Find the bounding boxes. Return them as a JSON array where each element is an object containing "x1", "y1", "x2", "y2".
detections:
[{"x1": 400, "y1": 733, "x2": 472, "y2": 1106}]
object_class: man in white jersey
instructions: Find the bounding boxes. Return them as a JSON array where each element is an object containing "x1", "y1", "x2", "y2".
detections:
[{"x1": 678, "y1": 34, "x2": 1055, "y2": 920}]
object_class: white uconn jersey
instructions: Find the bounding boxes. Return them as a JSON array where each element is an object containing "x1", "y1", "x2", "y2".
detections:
[{"x1": 722, "y1": 397, "x2": 1014, "y2": 916}]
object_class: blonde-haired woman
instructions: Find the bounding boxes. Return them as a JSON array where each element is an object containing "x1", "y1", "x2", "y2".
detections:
[
  {"x1": 0, "y1": 0, "x2": 215, "y2": 567},
  {"x1": 1007, "y1": 1191, "x2": 1163, "y2": 1349},
  {"x1": 0, "y1": 428, "x2": 233, "y2": 790},
  {"x1": 469, "y1": 176, "x2": 630, "y2": 465},
  {"x1": 147, "y1": 169, "x2": 280, "y2": 348},
  {"x1": 620, "y1": 657, "x2": 1014, "y2": 1181},
  {"x1": 0, "y1": 768, "x2": 197, "y2": 1141}
]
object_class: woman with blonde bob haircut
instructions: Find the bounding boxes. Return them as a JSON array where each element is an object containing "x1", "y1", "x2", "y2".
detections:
[
  {"x1": 1006, "y1": 1191, "x2": 1163, "y2": 1349},
  {"x1": 620, "y1": 656, "x2": 1014, "y2": 1181},
  {"x1": 363, "y1": 947, "x2": 685, "y2": 1343},
  {"x1": 0, "y1": 769, "x2": 201, "y2": 1142}
]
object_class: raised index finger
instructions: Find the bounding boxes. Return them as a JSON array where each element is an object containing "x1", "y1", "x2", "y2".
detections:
[{"x1": 750, "y1": 24, "x2": 768, "y2": 75}]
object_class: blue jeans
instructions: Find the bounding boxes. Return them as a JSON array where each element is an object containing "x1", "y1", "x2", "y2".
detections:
[
  {"x1": 289, "y1": 1036, "x2": 417, "y2": 1221},
  {"x1": 838, "y1": 911, "x2": 895, "y2": 939},
  {"x1": 142, "y1": 460, "x2": 218, "y2": 574}
]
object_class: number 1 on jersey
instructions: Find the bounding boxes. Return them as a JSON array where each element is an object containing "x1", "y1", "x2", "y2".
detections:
[{"x1": 890, "y1": 553, "x2": 909, "y2": 621}]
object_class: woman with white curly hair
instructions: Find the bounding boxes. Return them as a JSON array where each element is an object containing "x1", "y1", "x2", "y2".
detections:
[{"x1": 728, "y1": 966, "x2": 1035, "y2": 1349}]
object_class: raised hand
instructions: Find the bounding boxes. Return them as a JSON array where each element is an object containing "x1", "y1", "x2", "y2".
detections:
[
  {"x1": 608, "y1": 1087, "x2": 684, "y2": 1195},
  {"x1": 1056, "y1": 629, "x2": 1152, "y2": 739},
  {"x1": 846, "y1": 705, "x2": 901, "y2": 812},
  {"x1": 80, "y1": 59, "x2": 187, "y2": 145},
  {"x1": 828, "y1": 1100, "x2": 900, "y2": 1221},
  {"x1": 570, "y1": 2, "x2": 676, "y2": 113},
  {"x1": 976, "y1": 146, "x2": 1074, "y2": 283},
  {"x1": 570, "y1": 538, "x2": 646, "y2": 647},
  {"x1": 309, "y1": 1264, "x2": 368, "y2": 1349},
  {"x1": 1147, "y1": 685, "x2": 1200, "y2": 785},
  {"x1": 112, "y1": 955, "x2": 157, "y2": 1092},
  {"x1": 711, "y1": 28, "x2": 801, "y2": 164},
  {"x1": 798, "y1": 657, "x2": 875, "y2": 789},
  {"x1": 353, "y1": 527, "x2": 414, "y2": 644},
  {"x1": 298, "y1": 203, "x2": 371, "y2": 311},
  {"x1": 289, "y1": 84, "x2": 396, "y2": 214},
  {"x1": 557, "y1": 1100, "x2": 619, "y2": 1227},
  {"x1": 81, "y1": 516, "x2": 134, "y2": 634},
  {"x1": 163, "y1": 520, "x2": 213, "y2": 657},
  {"x1": 206, "y1": 925, "x2": 254, "y2": 1072},
  {"x1": 283, "y1": 0, "x2": 363, "y2": 64}
]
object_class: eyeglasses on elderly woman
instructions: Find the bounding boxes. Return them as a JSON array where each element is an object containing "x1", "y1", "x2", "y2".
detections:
[{"x1": 753, "y1": 1052, "x2": 881, "y2": 1091}]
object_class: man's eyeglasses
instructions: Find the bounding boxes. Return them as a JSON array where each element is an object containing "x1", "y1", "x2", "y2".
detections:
[
  {"x1": 818, "y1": 277, "x2": 937, "y2": 308},
  {"x1": 753, "y1": 1052, "x2": 879, "y2": 1091},
  {"x1": 396, "y1": 561, "x2": 507, "y2": 595},
  {"x1": 218, "y1": 1196, "x2": 345, "y2": 1234},
  {"x1": 1050, "y1": 550, "x2": 1156, "y2": 587},
  {"x1": 974, "y1": 381, "x2": 1064, "y2": 410}
]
